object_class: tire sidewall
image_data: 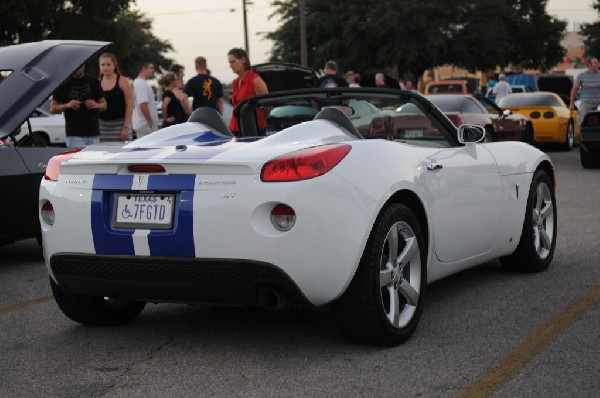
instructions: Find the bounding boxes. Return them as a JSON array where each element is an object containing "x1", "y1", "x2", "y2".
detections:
[
  {"x1": 522, "y1": 171, "x2": 557, "y2": 271},
  {"x1": 369, "y1": 204, "x2": 427, "y2": 343}
]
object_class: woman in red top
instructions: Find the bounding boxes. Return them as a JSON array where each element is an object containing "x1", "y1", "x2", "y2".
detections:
[{"x1": 227, "y1": 48, "x2": 269, "y2": 135}]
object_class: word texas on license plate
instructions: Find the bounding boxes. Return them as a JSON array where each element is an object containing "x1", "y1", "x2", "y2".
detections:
[{"x1": 113, "y1": 193, "x2": 174, "y2": 229}]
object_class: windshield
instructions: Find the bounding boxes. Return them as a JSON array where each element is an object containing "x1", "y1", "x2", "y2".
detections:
[
  {"x1": 499, "y1": 94, "x2": 560, "y2": 107},
  {"x1": 428, "y1": 96, "x2": 483, "y2": 113}
]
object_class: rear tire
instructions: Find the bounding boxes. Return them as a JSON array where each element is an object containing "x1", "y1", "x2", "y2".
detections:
[
  {"x1": 32, "y1": 133, "x2": 50, "y2": 147},
  {"x1": 50, "y1": 278, "x2": 146, "y2": 325},
  {"x1": 334, "y1": 204, "x2": 427, "y2": 346},
  {"x1": 561, "y1": 120, "x2": 574, "y2": 151},
  {"x1": 580, "y1": 146, "x2": 599, "y2": 168},
  {"x1": 501, "y1": 170, "x2": 557, "y2": 272}
]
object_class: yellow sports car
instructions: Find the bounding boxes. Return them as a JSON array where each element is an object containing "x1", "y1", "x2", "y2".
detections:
[{"x1": 498, "y1": 92, "x2": 579, "y2": 150}]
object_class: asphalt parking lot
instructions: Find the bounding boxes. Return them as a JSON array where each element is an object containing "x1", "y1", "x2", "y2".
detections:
[{"x1": 0, "y1": 147, "x2": 598, "y2": 397}]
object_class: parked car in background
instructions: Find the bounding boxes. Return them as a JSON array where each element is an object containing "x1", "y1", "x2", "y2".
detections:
[
  {"x1": 0, "y1": 40, "x2": 110, "y2": 247},
  {"x1": 253, "y1": 62, "x2": 318, "y2": 92},
  {"x1": 424, "y1": 80, "x2": 468, "y2": 95},
  {"x1": 16, "y1": 98, "x2": 66, "y2": 146},
  {"x1": 498, "y1": 92, "x2": 579, "y2": 150},
  {"x1": 511, "y1": 84, "x2": 536, "y2": 94},
  {"x1": 579, "y1": 108, "x2": 600, "y2": 168},
  {"x1": 426, "y1": 94, "x2": 533, "y2": 143},
  {"x1": 537, "y1": 74, "x2": 575, "y2": 106}
]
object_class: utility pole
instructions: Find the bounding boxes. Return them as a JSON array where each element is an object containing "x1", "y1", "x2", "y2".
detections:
[
  {"x1": 300, "y1": 0, "x2": 307, "y2": 66},
  {"x1": 243, "y1": 0, "x2": 250, "y2": 54}
]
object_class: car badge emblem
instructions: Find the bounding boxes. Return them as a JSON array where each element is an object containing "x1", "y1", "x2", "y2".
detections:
[{"x1": 138, "y1": 175, "x2": 144, "y2": 188}]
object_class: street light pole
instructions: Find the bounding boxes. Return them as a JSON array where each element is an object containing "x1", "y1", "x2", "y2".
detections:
[
  {"x1": 243, "y1": 0, "x2": 249, "y2": 54},
  {"x1": 300, "y1": 0, "x2": 307, "y2": 66}
]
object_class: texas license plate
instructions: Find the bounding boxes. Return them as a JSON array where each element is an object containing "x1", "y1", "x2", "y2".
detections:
[{"x1": 113, "y1": 193, "x2": 175, "y2": 230}]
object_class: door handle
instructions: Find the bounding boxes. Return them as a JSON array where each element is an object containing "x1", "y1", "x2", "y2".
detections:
[{"x1": 426, "y1": 162, "x2": 443, "y2": 171}]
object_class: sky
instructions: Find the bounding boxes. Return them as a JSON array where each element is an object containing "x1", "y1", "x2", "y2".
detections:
[{"x1": 134, "y1": 0, "x2": 598, "y2": 84}]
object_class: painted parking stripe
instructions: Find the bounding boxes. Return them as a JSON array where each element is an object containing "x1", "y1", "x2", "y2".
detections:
[
  {"x1": 456, "y1": 283, "x2": 600, "y2": 398},
  {"x1": 0, "y1": 295, "x2": 53, "y2": 315}
]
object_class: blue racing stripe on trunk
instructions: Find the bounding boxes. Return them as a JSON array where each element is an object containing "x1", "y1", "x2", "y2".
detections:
[
  {"x1": 147, "y1": 175, "x2": 196, "y2": 257},
  {"x1": 91, "y1": 178, "x2": 135, "y2": 255}
]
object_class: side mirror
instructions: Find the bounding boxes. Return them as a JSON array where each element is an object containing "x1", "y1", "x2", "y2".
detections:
[
  {"x1": 502, "y1": 109, "x2": 512, "y2": 116},
  {"x1": 457, "y1": 124, "x2": 485, "y2": 144}
]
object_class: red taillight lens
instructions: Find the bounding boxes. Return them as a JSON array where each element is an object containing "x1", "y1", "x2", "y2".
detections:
[
  {"x1": 584, "y1": 114, "x2": 600, "y2": 126},
  {"x1": 44, "y1": 148, "x2": 84, "y2": 181},
  {"x1": 261, "y1": 144, "x2": 351, "y2": 182}
]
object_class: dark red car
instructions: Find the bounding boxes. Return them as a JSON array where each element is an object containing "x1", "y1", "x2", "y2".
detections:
[{"x1": 426, "y1": 94, "x2": 534, "y2": 143}]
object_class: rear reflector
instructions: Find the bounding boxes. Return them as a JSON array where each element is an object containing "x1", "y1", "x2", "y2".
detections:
[
  {"x1": 41, "y1": 201, "x2": 55, "y2": 226},
  {"x1": 270, "y1": 204, "x2": 296, "y2": 231},
  {"x1": 261, "y1": 144, "x2": 351, "y2": 182}
]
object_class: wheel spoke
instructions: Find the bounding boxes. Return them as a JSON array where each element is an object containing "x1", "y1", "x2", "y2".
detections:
[
  {"x1": 539, "y1": 228, "x2": 551, "y2": 252},
  {"x1": 387, "y1": 227, "x2": 399, "y2": 265},
  {"x1": 389, "y1": 288, "x2": 401, "y2": 326},
  {"x1": 535, "y1": 186, "x2": 544, "y2": 210},
  {"x1": 398, "y1": 280, "x2": 419, "y2": 306},
  {"x1": 380, "y1": 268, "x2": 393, "y2": 288},
  {"x1": 397, "y1": 236, "x2": 418, "y2": 266},
  {"x1": 540, "y1": 201, "x2": 552, "y2": 222}
]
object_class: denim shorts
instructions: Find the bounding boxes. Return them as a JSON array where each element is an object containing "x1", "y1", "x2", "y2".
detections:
[{"x1": 66, "y1": 135, "x2": 101, "y2": 148}]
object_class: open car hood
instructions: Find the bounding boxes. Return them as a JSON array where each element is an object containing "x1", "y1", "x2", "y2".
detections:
[
  {"x1": 252, "y1": 62, "x2": 318, "y2": 92},
  {"x1": 0, "y1": 40, "x2": 110, "y2": 138}
]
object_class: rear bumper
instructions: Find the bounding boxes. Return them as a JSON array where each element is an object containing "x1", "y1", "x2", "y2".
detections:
[
  {"x1": 580, "y1": 128, "x2": 600, "y2": 151},
  {"x1": 50, "y1": 253, "x2": 312, "y2": 308}
]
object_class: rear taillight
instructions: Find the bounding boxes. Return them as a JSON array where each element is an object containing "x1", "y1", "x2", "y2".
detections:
[
  {"x1": 584, "y1": 114, "x2": 600, "y2": 127},
  {"x1": 44, "y1": 147, "x2": 84, "y2": 181},
  {"x1": 41, "y1": 201, "x2": 55, "y2": 226},
  {"x1": 270, "y1": 204, "x2": 296, "y2": 231},
  {"x1": 128, "y1": 165, "x2": 166, "y2": 173},
  {"x1": 446, "y1": 114, "x2": 462, "y2": 127},
  {"x1": 261, "y1": 144, "x2": 351, "y2": 182}
]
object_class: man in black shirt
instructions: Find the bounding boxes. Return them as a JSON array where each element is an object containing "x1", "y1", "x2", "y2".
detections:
[
  {"x1": 51, "y1": 65, "x2": 106, "y2": 147},
  {"x1": 184, "y1": 56, "x2": 223, "y2": 115}
]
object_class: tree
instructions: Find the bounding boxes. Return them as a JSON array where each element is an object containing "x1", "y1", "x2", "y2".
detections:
[
  {"x1": 265, "y1": 0, "x2": 567, "y2": 78},
  {"x1": 580, "y1": 0, "x2": 600, "y2": 59},
  {"x1": 0, "y1": 0, "x2": 173, "y2": 78}
]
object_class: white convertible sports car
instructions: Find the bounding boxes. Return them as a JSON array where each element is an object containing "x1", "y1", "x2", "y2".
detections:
[{"x1": 39, "y1": 44, "x2": 557, "y2": 346}]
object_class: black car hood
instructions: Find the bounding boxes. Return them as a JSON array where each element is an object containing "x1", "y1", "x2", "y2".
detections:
[{"x1": 0, "y1": 40, "x2": 110, "y2": 138}]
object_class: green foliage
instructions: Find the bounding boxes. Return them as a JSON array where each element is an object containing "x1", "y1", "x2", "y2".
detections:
[
  {"x1": 0, "y1": 0, "x2": 173, "y2": 79},
  {"x1": 266, "y1": 0, "x2": 567, "y2": 78},
  {"x1": 580, "y1": 1, "x2": 600, "y2": 59}
]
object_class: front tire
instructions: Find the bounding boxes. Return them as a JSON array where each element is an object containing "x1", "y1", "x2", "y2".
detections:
[
  {"x1": 501, "y1": 170, "x2": 557, "y2": 272},
  {"x1": 334, "y1": 204, "x2": 427, "y2": 346},
  {"x1": 51, "y1": 278, "x2": 146, "y2": 325}
]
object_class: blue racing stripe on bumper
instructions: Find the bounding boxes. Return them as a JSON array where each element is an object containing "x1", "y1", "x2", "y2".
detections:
[
  {"x1": 91, "y1": 174, "x2": 197, "y2": 258},
  {"x1": 91, "y1": 175, "x2": 135, "y2": 255}
]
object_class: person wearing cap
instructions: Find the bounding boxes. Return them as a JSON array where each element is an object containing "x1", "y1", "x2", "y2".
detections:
[{"x1": 492, "y1": 73, "x2": 512, "y2": 103}]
